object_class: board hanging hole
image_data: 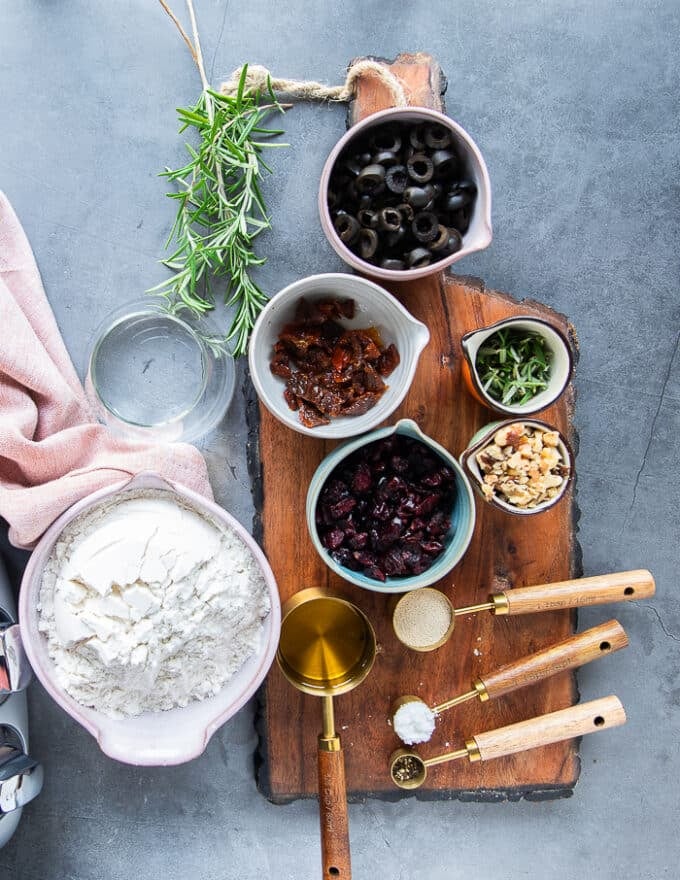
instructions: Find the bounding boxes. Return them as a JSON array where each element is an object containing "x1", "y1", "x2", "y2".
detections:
[
  {"x1": 329, "y1": 867, "x2": 340, "y2": 876},
  {"x1": 593, "y1": 716, "x2": 605, "y2": 727},
  {"x1": 599, "y1": 641, "x2": 611, "y2": 651},
  {"x1": 624, "y1": 587, "x2": 634, "y2": 595}
]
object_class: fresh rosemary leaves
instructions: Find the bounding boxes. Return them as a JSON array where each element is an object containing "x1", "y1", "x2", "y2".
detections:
[
  {"x1": 149, "y1": 68, "x2": 285, "y2": 356},
  {"x1": 476, "y1": 328, "x2": 552, "y2": 406}
]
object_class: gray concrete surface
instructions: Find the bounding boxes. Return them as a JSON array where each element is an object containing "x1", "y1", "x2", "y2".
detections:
[{"x1": 1, "y1": 0, "x2": 678, "y2": 877}]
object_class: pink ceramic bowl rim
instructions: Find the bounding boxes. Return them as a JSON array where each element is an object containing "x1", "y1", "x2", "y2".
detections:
[
  {"x1": 18, "y1": 472, "x2": 281, "y2": 766},
  {"x1": 318, "y1": 105, "x2": 493, "y2": 280}
]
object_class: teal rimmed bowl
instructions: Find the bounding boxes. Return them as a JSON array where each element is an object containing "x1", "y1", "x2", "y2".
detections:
[{"x1": 306, "y1": 419, "x2": 476, "y2": 594}]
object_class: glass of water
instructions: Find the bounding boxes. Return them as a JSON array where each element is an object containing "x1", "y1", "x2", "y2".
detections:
[{"x1": 85, "y1": 300, "x2": 235, "y2": 443}]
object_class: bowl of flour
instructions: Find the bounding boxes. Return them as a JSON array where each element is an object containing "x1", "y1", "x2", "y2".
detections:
[{"x1": 19, "y1": 473, "x2": 281, "y2": 766}]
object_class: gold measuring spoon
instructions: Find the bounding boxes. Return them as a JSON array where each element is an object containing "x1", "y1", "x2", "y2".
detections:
[
  {"x1": 392, "y1": 569, "x2": 654, "y2": 652},
  {"x1": 392, "y1": 619, "x2": 628, "y2": 744},
  {"x1": 277, "y1": 588, "x2": 376, "y2": 880},
  {"x1": 390, "y1": 694, "x2": 626, "y2": 789}
]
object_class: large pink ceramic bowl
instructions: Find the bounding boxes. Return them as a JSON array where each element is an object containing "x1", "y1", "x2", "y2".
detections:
[
  {"x1": 19, "y1": 473, "x2": 281, "y2": 766},
  {"x1": 319, "y1": 106, "x2": 492, "y2": 280}
]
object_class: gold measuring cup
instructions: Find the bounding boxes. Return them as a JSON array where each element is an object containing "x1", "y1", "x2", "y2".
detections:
[
  {"x1": 277, "y1": 588, "x2": 376, "y2": 880},
  {"x1": 392, "y1": 569, "x2": 654, "y2": 652},
  {"x1": 390, "y1": 694, "x2": 626, "y2": 789},
  {"x1": 392, "y1": 619, "x2": 628, "y2": 743}
]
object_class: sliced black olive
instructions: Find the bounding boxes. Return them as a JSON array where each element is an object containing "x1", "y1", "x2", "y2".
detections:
[
  {"x1": 428, "y1": 224, "x2": 450, "y2": 252},
  {"x1": 385, "y1": 225, "x2": 406, "y2": 248},
  {"x1": 421, "y1": 183, "x2": 438, "y2": 211},
  {"x1": 424, "y1": 124, "x2": 452, "y2": 149},
  {"x1": 406, "y1": 247, "x2": 432, "y2": 268},
  {"x1": 445, "y1": 192, "x2": 468, "y2": 212},
  {"x1": 370, "y1": 128, "x2": 402, "y2": 154},
  {"x1": 449, "y1": 208, "x2": 471, "y2": 235},
  {"x1": 358, "y1": 208, "x2": 380, "y2": 228},
  {"x1": 379, "y1": 207, "x2": 402, "y2": 232},
  {"x1": 441, "y1": 228, "x2": 463, "y2": 256},
  {"x1": 343, "y1": 157, "x2": 362, "y2": 177},
  {"x1": 412, "y1": 211, "x2": 439, "y2": 243},
  {"x1": 409, "y1": 125, "x2": 426, "y2": 150},
  {"x1": 385, "y1": 165, "x2": 409, "y2": 194},
  {"x1": 356, "y1": 164, "x2": 386, "y2": 195},
  {"x1": 446, "y1": 180, "x2": 477, "y2": 210},
  {"x1": 359, "y1": 228, "x2": 379, "y2": 259},
  {"x1": 407, "y1": 153, "x2": 434, "y2": 184},
  {"x1": 334, "y1": 212, "x2": 360, "y2": 245},
  {"x1": 403, "y1": 186, "x2": 430, "y2": 208},
  {"x1": 380, "y1": 258, "x2": 406, "y2": 270},
  {"x1": 396, "y1": 202, "x2": 415, "y2": 223},
  {"x1": 431, "y1": 149, "x2": 458, "y2": 178},
  {"x1": 373, "y1": 150, "x2": 400, "y2": 168}
]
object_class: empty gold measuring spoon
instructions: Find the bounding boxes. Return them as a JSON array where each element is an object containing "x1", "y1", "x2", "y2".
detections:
[
  {"x1": 391, "y1": 619, "x2": 628, "y2": 744},
  {"x1": 390, "y1": 695, "x2": 626, "y2": 789},
  {"x1": 392, "y1": 569, "x2": 654, "y2": 652},
  {"x1": 277, "y1": 588, "x2": 376, "y2": 880}
]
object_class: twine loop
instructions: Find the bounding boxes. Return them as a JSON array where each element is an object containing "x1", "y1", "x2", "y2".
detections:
[{"x1": 220, "y1": 60, "x2": 408, "y2": 107}]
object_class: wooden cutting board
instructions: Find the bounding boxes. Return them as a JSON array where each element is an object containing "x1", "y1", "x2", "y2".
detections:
[{"x1": 250, "y1": 53, "x2": 581, "y2": 802}]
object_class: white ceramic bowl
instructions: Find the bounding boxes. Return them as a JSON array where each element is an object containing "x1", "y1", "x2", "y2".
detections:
[
  {"x1": 18, "y1": 473, "x2": 281, "y2": 766},
  {"x1": 461, "y1": 316, "x2": 574, "y2": 416},
  {"x1": 306, "y1": 419, "x2": 476, "y2": 593},
  {"x1": 460, "y1": 419, "x2": 573, "y2": 515},
  {"x1": 318, "y1": 106, "x2": 492, "y2": 280},
  {"x1": 248, "y1": 273, "x2": 430, "y2": 439}
]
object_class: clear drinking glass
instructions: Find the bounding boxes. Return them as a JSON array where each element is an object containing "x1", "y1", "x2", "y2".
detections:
[{"x1": 85, "y1": 300, "x2": 235, "y2": 443}]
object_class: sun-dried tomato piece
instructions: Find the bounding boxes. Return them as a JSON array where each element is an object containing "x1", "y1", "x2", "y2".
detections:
[
  {"x1": 298, "y1": 400, "x2": 329, "y2": 428},
  {"x1": 376, "y1": 343, "x2": 400, "y2": 376}
]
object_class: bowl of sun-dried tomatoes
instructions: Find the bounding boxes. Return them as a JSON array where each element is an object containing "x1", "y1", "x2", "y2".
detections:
[{"x1": 248, "y1": 273, "x2": 430, "y2": 438}]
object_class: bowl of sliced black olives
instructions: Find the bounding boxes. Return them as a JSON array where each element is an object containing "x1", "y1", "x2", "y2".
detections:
[{"x1": 319, "y1": 107, "x2": 492, "y2": 279}]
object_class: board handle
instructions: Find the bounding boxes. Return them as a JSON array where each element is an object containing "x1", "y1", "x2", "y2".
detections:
[
  {"x1": 318, "y1": 740, "x2": 351, "y2": 880},
  {"x1": 496, "y1": 569, "x2": 654, "y2": 616},
  {"x1": 468, "y1": 695, "x2": 626, "y2": 762},
  {"x1": 478, "y1": 620, "x2": 628, "y2": 700}
]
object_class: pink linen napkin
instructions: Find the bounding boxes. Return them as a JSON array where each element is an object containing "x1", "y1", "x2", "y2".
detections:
[{"x1": 0, "y1": 192, "x2": 213, "y2": 549}]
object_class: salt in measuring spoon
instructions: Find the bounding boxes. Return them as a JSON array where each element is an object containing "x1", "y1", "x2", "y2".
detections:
[
  {"x1": 390, "y1": 695, "x2": 626, "y2": 789},
  {"x1": 391, "y1": 619, "x2": 628, "y2": 744}
]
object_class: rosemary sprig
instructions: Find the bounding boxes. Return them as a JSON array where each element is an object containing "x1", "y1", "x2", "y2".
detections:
[
  {"x1": 476, "y1": 328, "x2": 552, "y2": 406},
  {"x1": 151, "y1": 1, "x2": 287, "y2": 356}
]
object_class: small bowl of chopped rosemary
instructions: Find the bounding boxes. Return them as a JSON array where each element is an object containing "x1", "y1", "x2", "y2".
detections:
[{"x1": 461, "y1": 316, "x2": 573, "y2": 416}]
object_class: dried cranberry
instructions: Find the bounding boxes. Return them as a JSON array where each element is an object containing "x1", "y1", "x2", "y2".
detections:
[
  {"x1": 351, "y1": 463, "x2": 372, "y2": 494},
  {"x1": 329, "y1": 496, "x2": 357, "y2": 519},
  {"x1": 322, "y1": 528, "x2": 346, "y2": 550},
  {"x1": 348, "y1": 532, "x2": 368, "y2": 550}
]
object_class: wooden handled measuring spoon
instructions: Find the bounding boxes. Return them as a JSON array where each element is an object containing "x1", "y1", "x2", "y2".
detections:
[
  {"x1": 392, "y1": 569, "x2": 654, "y2": 652},
  {"x1": 392, "y1": 619, "x2": 628, "y2": 744},
  {"x1": 389, "y1": 695, "x2": 626, "y2": 789}
]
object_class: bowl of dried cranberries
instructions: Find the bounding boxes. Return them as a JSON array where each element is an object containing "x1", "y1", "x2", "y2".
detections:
[
  {"x1": 307, "y1": 419, "x2": 476, "y2": 593},
  {"x1": 319, "y1": 106, "x2": 492, "y2": 280},
  {"x1": 249, "y1": 273, "x2": 430, "y2": 438}
]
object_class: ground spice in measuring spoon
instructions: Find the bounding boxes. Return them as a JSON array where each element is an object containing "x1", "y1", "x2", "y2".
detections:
[{"x1": 392, "y1": 587, "x2": 454, "y2": 651}]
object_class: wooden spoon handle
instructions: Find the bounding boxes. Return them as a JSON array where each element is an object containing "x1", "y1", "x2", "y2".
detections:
[
  {"x1": 469, "y1": 695, "x2": 626, "y2": 762},
  {"x1": 318, "y1": 741, "x2": 352, "y2": 880},
  {"x1": 479, "y1": 620, "x2": 628, "y2": 700},
  {"x1": 497, "y1": 569, "x2": 654, "y2": 616}
]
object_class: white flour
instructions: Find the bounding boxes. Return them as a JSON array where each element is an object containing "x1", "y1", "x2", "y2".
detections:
[{"x1": 38, "y1": 490, "x2": 270, "y2": 718}]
